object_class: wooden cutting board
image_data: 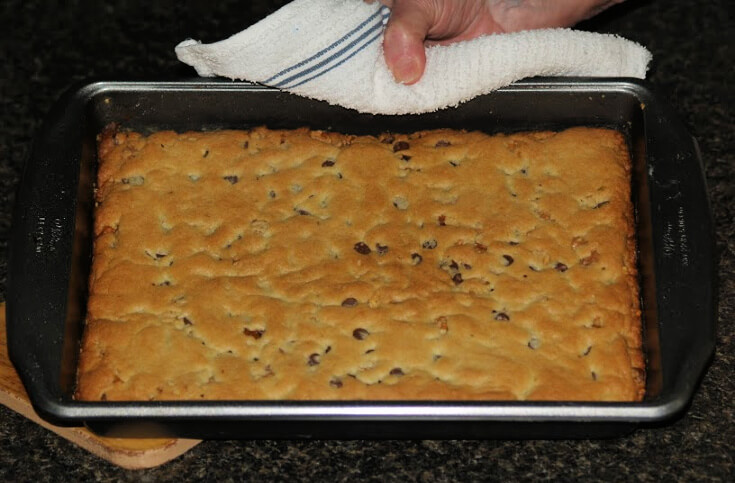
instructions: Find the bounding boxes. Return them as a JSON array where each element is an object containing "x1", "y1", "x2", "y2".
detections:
[{"x1": 0, "y1": 303, "x2": 201, "y2": 469}]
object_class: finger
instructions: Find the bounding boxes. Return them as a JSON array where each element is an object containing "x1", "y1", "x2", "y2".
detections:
[{"x1": 382, "y1": 1, "x2": 433, "y2": 85}]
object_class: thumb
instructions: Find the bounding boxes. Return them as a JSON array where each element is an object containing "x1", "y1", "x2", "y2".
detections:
[{"x1": 382, "y1": 2, "x2": 433, "y2": 85}]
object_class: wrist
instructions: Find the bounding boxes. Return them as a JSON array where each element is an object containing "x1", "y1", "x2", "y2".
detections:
[{"x1": 489, "y1": 0, "x2": 626, "y2": 31}]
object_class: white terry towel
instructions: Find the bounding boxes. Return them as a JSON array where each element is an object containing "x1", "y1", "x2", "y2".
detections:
[{"x1": 175, "y1": 0, "x2": 651, "y2": 115}]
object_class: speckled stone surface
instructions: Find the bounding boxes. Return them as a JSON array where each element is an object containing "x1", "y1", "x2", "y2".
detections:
[{"x1": 1, "y1": 0, "x2": 732, "y2": 480}]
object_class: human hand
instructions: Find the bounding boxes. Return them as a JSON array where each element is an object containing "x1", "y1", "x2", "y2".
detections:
[{"x1": 375, "y1": 0, "x2": 626, "y2": 84}]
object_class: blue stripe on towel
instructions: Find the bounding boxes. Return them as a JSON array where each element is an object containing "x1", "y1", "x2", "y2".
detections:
[
  {"x1": 274, "y1": 15, "x2": 384, "y2": 88},
  {"x1": 283, "y1": 27, "x2": 384, "y2": 89},
  {"x1": 265, "y1": 6, "x2": 386, "y2": 85},
  {"x1": 268, "y1": 6, "x2": 390, "y2": 88}
]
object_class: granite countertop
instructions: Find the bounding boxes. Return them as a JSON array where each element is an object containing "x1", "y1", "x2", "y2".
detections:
[{"x1": 1, "y1": 0, "x2": 732, "y2": 480}]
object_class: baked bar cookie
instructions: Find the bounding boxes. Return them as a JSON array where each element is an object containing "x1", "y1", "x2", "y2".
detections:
[{"x1": 77, "y1": 125, "x2": 644, "y2": 401}]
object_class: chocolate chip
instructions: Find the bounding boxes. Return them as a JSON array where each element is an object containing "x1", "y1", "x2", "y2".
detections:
[
  {"x1": 411, "y1": 253, "x2": 423, "y2": 265},
  {"x1": 591, "y1": 371, "x2": 598, "y2": 381},
  {"x1": 354, "y1": 242, "x2": 371, "y2": 255},
  {"x1": 452, "y1": 273, "x2": 463, "y2": 285},
  {"x1": 202, "y1": 149, "x2": 209, "y2": 158},
  {"x1": 555, "y1": 262, "x2": 568, "y2": 272},
  {"x1": 503, "y1": 254, "x2": 514, "y2": 266},
  {"x1": 494, "y1": 312, "x2": 510, "y2": 321},
  {"x1": 321, "y1": 159, "x2": 336, "y2": 167},
  {"x1": 393, "y1": 141, "x2": 410, "y2": 152},
  {"x1": 352, "y1": 328, "x2": 369, "y2": 340},
  {"x1": 243, "y1": 328, "x2": 265, "y2": 339},
  {"x1": 341, "y1": 297, "x2": 358, "y2": 307},
  {"x1": 182, "y1": 317, "x2": 193, "y2": 326},
  {"x1": 381, "y1": 135, "x2": 395, "y2": 144},
  {"x1": 400, "y1": 154, "x2": 412, "y2": 161},
  {"x1": 435, "y1": 140, "x2": 451, "y2": 147},
  {"x1": 307, "y1": 353, "x2": 321, "y2": 366},
  {"x1": 438, "y1": 215, "x2": 446, "y2": 226},
  {"x1": 422, "y1": 239, "x2": 438, "y2": 250},
  {"x1": 463, "y1": 263, "x2": 472, "y2": 270},
  {"x1": 223, "y1": 175, "x2": 239, "y2": 184},
  {"x1": 330, "y1": 378, "x2": 343, "y2": 388},
  {"x1": 376, "y1": 243, "x2": 389, "y2": 256},
  {"x1": 325, "y1": 345, "x2": 332, "y2": 353},
  {"x1": 295, "y1": 209, "x2": 311, "y2": 216},
  {"x1": 268, "y1": 190, "x2": 277, "y2": 199},
  {"x1": 474, "y1": 243, "x2": 488, "y2": 253},
  {"x1": 389, "y1": 368, "x2": 404, "y2": 376}
]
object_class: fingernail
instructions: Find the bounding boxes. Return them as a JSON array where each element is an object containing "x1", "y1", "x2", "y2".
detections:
[{"x1": 391, "y1": 55, "x2": 421, "y2": 85}]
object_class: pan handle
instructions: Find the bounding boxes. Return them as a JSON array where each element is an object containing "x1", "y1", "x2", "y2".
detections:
[
  {"x1": 7, "y1": 82, "x2": 89, "y2": 422},
  {"x1": 640, "y1": 86, "x2": 716, "y2": 417}
]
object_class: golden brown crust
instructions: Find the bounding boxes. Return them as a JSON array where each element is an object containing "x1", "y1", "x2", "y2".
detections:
[{"x1": 77, "y1": 126, "x2": 644, "y2": 401}]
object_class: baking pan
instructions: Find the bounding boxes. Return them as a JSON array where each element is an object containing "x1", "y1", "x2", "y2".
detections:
[{"x1": 7, "y1": 78, "x2": 715, "y2": 439}]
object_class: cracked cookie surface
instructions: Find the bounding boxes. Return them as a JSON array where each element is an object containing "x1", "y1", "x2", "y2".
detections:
[{"x1": 76, "y1": 126, "x2": 644, "y2": 401}]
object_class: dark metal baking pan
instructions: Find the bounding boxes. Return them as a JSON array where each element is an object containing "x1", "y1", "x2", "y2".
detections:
[{"x1": 7, "y1": 78, "x2": 715, "y2": 439}]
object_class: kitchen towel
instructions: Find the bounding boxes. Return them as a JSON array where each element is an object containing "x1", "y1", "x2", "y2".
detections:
[{"x1": 175, "y1": 0, "x2": 651, "y2": 115}]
